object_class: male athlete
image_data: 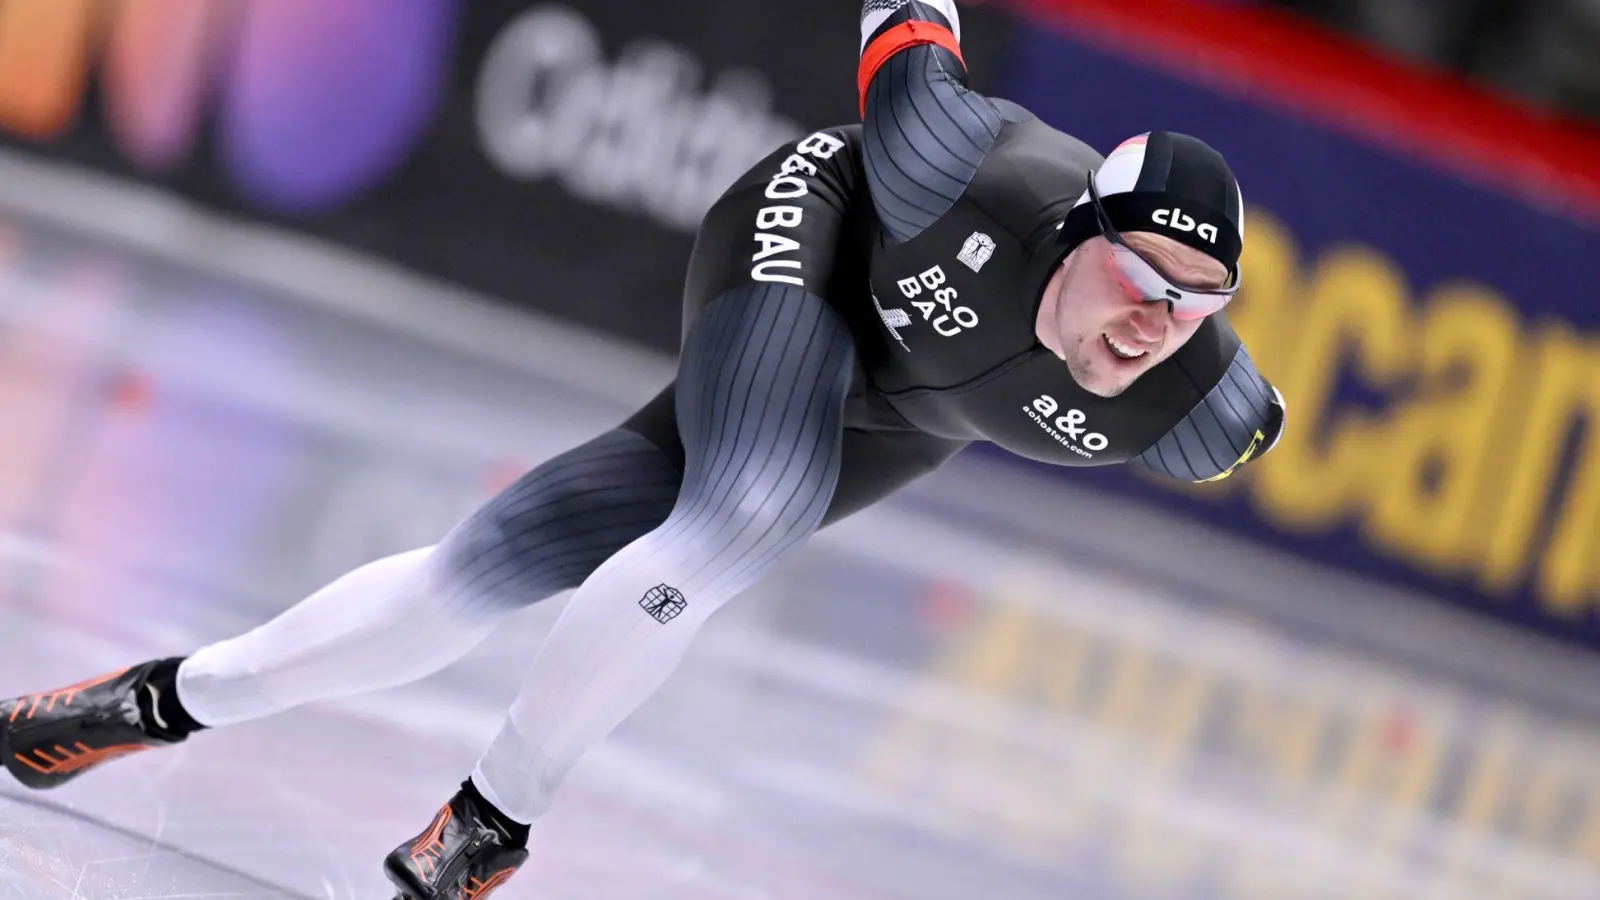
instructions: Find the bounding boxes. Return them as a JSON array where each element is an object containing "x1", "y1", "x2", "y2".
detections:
[{"x1": 0, "y1": 2, "x2": 1284, "y2": 897}]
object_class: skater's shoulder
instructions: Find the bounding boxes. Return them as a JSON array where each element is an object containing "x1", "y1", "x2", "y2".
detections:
[
  {"x1": 987, "y1": 102, "x2": 1102, "y2": 181},
  {"x1": 957, "y1": 105, "x2": 1100, "y2": 236}
]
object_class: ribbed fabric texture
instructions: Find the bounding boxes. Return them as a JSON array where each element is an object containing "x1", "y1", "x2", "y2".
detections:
[
  {"x1": 474, "y1": 284, "x2": 856, "y2": 822},
  {"x1": 860, "y1": 1, "x2": 1000, "y2": 243},
  {"x1": 176, "y1": 431, "x2": 682, "y2": 726},
  {"x1": 1131, "y1": 347, "x2": 1276, "y2": 482}
]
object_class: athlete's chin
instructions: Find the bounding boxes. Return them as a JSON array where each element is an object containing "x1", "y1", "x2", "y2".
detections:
[
  {"x1": 1082, "y1": 376, "x2": 1134, "y2": 399},
  {"x1": 1064, "y1": 354, "x2": 1137, "y2": 398},
  {"x1": 1065, "y1": 343, "x2": 1150, "y2": 397}
]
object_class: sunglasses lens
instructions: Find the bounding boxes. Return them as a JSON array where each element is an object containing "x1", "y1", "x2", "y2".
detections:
[
  {"x1": 1169, "y1": 295, "x2": 1230, "y2": 320},
  {"x1": 1108, "y1": 244, "x2": 1234, "y2": 320}
]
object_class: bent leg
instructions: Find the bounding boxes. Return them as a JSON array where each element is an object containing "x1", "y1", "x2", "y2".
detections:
[
  {"x1": 619, "y1": 383, "x2": 969, "y2": 532},
  {"x1": 176, "y1": 430, "x2": 681, "y2": 727},
  {"x1": 473, "y1": 283, "x2": 856, "y2": 821}
]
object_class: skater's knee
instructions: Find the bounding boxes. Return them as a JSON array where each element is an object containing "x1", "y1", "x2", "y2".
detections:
[
  {"x1": 650, "y1": 474, "x2": 834, "y2": 597},
  {"x1": 685, "y1": 445, "x2": 838, "y2": 547},
  {"x1": 709, "y1": 488, "x2": 827, "y2": 551},
  {"x1": 437, "y1": 433, "x2": 680, "y2": 605},
  {"x1": 434, "y1": 502, "x2": 577, "y2": 606}
]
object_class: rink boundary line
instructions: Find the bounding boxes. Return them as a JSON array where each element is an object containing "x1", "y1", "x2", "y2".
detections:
[{"x1": 0, "y1": 149, "x2": 675, "y2": 409}]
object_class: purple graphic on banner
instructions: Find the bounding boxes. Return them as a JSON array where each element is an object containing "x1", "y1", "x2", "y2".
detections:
[
  {"x1": 92, "y1": 0, "x2": 459, "y2": 212},
  {"x1": 222, "y1": 0, "x2": 458, "y2": 212},
  {"x1": 995, "y1": 19, "x2": 1600, "y2": 648}
]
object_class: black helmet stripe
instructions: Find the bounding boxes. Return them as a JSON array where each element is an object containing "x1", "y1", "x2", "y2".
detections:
[{"x1": 1135, "y1": 131, "x2": 1174, "y2": 193}]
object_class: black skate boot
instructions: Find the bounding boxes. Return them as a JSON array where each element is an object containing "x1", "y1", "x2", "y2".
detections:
[
  {"x1": 384, "y1": 780, "x2": 530, "y2": 900},
  {"x1": 0, "y1": 659, "x2": 193, "y2": 789}
]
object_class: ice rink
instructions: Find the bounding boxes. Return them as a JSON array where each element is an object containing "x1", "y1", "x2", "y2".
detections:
[{"x1": 1, "y1": 161, "x2": 1599, "y2": 900}]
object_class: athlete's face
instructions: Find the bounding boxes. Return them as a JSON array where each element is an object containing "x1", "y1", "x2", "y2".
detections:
[{"x1": 1038, "y1": 232, "x2": 1230, "y2": 398}]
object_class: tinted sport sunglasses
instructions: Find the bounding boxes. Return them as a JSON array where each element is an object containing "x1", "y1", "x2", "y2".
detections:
[{"x1": 1086, "y1": 173, "x2": 1239, "y2": 321}]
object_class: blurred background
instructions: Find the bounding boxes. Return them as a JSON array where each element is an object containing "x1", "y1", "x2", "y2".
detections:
[
  {"x1": 0, "y1": 0, "x2": 1597, "y2": 898},
  {"x1": 1262, "y1": 0, "x2": 1600, "y2": 121}
]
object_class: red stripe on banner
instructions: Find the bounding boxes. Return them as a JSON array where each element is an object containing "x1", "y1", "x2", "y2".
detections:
[
  {"x1": 859, "y1": 21, "x2": 965, "y2": 118},
  {"x1": 1016, "y1": 0, "x2": 1600, "y2": 219}
]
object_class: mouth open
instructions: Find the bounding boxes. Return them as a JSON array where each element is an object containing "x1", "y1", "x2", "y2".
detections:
[{"x1": 1103, "y1": 333, "x2": 1150, "y2": 361}]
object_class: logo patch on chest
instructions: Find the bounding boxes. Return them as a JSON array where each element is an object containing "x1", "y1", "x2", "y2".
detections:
[
  {"x1": 957, "y1": 232, "x2": 996, "y2": 272},
  {"x1": 1025, "y1": 394, "x2": 1108, "y2": 459}
]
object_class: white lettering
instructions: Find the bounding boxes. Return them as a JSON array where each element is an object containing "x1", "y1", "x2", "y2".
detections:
[
  {"x1": 748, "y1": 132, "x2": 834, "y2": 285},
  {"x1": 765, "y1": 175, "x2": 809, "y2": 200},
  {"x1": 894, "y1": 266, "x2": 978, "y2": 337},
  {"x1": 797, "y1": 131, "x2": 844, "y2": 159},
  {"x1": 1056, "y1": 409, "x2": 1087, "y2": 440},
  {"x1": 1027, "y1": 396, "x2": 1107, "y2": 457},
  {"x1": 1154, "y1": 206, "x2": 1219, "y2": 243},
  {"x1": 752, "y1": 232, "x2": 801, "y2": 262},
  {"x1": 780, "y1": 154, "x2": 818, "y2": 177},
  {"x1": 474, "y1": 5, "x2": 803, "y2": 232},
  {"x1": 751, "y1": 260, "x2": 804, "y2": 286},
  {"x1": 929, "y1": 308, "x2": 976, "y2": 335},
  {"x1": 755, "y1": 206, "x2": 803, "y2": 230},
  {"x1": 931, "y1": 302, "x2": 978, "y2": 335},
  {"x1": 1024, "y1": 406, "x2": 1094, "y2": 459}
]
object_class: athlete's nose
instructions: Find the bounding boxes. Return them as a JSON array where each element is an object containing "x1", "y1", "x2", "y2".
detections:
[{"x1": 1126, "y1": 300, "x2": 1168, "y2": 343}]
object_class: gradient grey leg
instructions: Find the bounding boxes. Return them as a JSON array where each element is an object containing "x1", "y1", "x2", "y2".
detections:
[
  {"x1": 177, "y1": 430, "x2": 681, "y2": 726},
  {"x1": 473, "y1": 284, "x2": 856, "y2": 822}
]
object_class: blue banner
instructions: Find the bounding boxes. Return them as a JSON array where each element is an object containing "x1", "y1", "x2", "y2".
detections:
[{"x1": 996, "y1": 17, "x2": 1600, "y2": 648}]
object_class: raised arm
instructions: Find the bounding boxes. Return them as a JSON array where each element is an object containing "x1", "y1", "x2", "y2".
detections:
[{"x1": 858, "y1": 0, "x2": 1003, "y2": 243}]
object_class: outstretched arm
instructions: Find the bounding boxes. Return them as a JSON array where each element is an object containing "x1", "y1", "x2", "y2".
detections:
[
  {"x1": 1131, "y1": 348, "x2": 1287, "y2": 484},
  {"x1": 858, "y1": 0, "x2": 1003, "y2": 243}
]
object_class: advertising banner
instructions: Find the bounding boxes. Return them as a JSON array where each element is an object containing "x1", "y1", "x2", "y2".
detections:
[
  {"x1": 992, "y1": 0, "x2": 1600, "y2": 649},
  {"x1": 0, "y1": 0, "x2": 1014, "y2": 352}
]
